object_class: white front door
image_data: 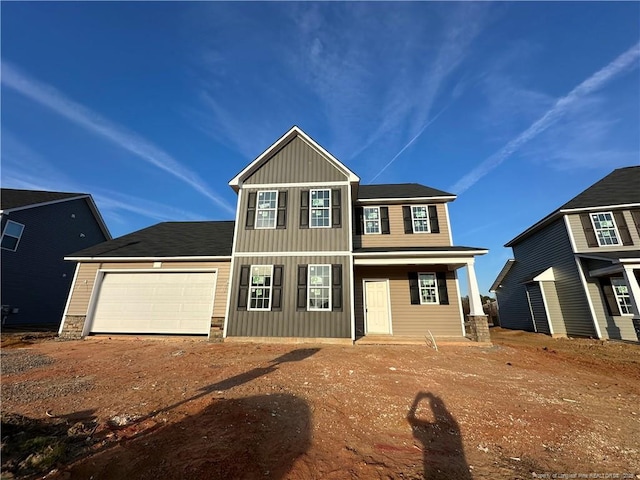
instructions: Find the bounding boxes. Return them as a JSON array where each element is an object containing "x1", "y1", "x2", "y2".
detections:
[{"x1": 365, "y1": 280, "x2": 391, "y2": 334}]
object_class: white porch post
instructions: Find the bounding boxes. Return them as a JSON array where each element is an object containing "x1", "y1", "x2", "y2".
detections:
[
  {"x1": 622, "y1": 265, "x2": 640, "y2": 318},
  {"x1": 466, "y1": 259, "x2": 485, "y2": 316}
]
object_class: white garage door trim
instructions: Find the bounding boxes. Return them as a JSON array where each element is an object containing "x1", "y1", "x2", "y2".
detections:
[{"x1": 84, "y1": 269, "x2": 218, "y2": 337}]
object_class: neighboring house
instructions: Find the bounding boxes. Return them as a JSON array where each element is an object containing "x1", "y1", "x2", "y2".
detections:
[
  {"x1": 60, "y1": 126, "x2": 489, "y2": 342},
  {"x1": 490, "y1": 166, "x2": 640, "y2": 342},
  {"x1": 1, "y1": 189, "x2": 111, "y2": 328}
]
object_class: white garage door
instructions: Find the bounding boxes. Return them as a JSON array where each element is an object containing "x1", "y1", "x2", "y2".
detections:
[{"x1": 90, "y1": 272, "x2": 216, "y2": 335}]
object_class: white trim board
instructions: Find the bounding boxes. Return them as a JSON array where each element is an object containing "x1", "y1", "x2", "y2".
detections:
[
  {"x1": 356, "y1": 196, "x2": 456, "y2": 204},
  {"x1": 244, "y1": 181, "x2": 350, "y2": 189}
]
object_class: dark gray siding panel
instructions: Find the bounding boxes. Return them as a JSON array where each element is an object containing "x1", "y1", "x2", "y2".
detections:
[
  {"x1": 227, "y1": 255, "x2": 351, "y2": 338},
  {"x1": 1, "y1": 199, "x2": 108, "y2": 326},
  {"x1": 496, "y1": 218, "x2": 596, "y2": 337},
  {"x1": 526, "y1": 283, "x2": 550, "y2": 334},
  {"x1": 235, "y1": 186, "x2": 350, "y2": 252},
  {"x1": 245, "y1": 137, "x2": 347, "y2": 184}
]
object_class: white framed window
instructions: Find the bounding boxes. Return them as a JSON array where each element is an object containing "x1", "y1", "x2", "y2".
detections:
[
  {"x1": 364, "y1": 207, "x2": 381, "y2": 234},
  {"x1": 310, "y1": 189, "x2": 331, "y2": 228},
  {"x1": 255, "y1": 191, "x2": 278, "y2": 229},
  {"x1": 249, "y1": 265, "x2": 273, "y2": 310},
  {"x1": 611, "y1": 278, "x2": 633, "y2": 315},
  {"x1": 418, "y1": 273, "x2": 438, "y2": 304},
  {"x1": 590, "y1": 212, "x2": 620, "y2": 246},
  {"x1": 1, "y1": 220, "x2": 25, "y2": 251},
  {"x1": 411, "y1": 206, "x2": 430, "y2": 233},
  {"x1": 308, "y1": 264, "x2": 331, "y2": 310}
]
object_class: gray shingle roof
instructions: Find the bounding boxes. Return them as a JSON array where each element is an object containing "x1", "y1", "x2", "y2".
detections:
[
  {"x1": 560, "y1": 166, "x2": 640, "y2": 210},
  {"x1": 0, "y1": 188, "x2": 87, "y2": 211},
  {"x1": 354, "y1": 246, "x2": 486, "y2": 253},
  {"x1": 358, "y1": 184, "x2": 455, "y2": 200},
  {"x1": 69, "y1": 221, "x2": 235, "y2": 258}
]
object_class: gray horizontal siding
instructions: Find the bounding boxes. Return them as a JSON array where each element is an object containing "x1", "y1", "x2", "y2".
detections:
[
  {"x1": 496, "y1": 218, "x2": 596, "y2": 337},
  {"x1": 245, "y1": 136, "x2": 347, "y2": 184},
  {"x1": 568, "y1": 209, "x2": 640, "y2": 253},
  {"x1": 227, "y1": 255, "x2": 351, "y2": 338},
  {"x1": 235, "y1": 186, "x2": 350, "y2": 252},
  {"x1": 541, "y1": 280, "x2": 566, "y2": 336}
]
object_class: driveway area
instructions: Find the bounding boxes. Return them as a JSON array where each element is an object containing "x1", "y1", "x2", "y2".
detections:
[{"x1": 1, "y1": 329, "x2": 639, "y2": 479}]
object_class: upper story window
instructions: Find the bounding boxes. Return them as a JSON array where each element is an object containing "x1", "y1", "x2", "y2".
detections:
[
  {"x1": 308, "y1": 264, "x2": 331, "y2": 310},
  {"x1": 590, "y1": 212, "x2": 620, "y2": 246},
  {"x1": 611, "y1": 278, "x2": 633, "y2": 315},
  {"x1": 310, "y1": 189, "x2": 331, "y2": 228},
  {"x1": 1, "y1": 220, "x2": 25, "y2": 251},
  {"x1": 418, "y1": 273, "x2": 438, "y2": 304},
  {"x1": 249, "y1": 265, "x2": 273, "y2": 310},
  {"x1": 364, "y1": 207, "x2": 381, "y2": 234},
  {"x1": 411, "y1": 206, "x2": 430, "y2": 233},
  {"x1": 255, "y1": 191, "x2": 278, "y2": 229}
]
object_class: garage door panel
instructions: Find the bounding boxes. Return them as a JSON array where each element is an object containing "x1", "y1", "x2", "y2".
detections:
[{"x1": 90, "y1": 272, "x2": 216, "y2": 335}]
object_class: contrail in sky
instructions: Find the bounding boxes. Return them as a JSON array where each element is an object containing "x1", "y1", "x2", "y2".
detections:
[
  {"x1": 1, "y1": 62, "x2": 235, "y2": 215},
  {"x1": 450, "y1": 41, "x2": 640, "y2": 194}
]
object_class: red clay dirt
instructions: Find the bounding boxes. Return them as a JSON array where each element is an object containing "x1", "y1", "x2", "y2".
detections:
[{"x1": 1, "y1": 328, "x2": 639, "y2": 479}]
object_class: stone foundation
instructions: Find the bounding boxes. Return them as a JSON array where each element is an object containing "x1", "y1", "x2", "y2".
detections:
[
  {"x1": 464, "y1": 315, "x2": 491, "y2": 343},
  {"x1": 59, "y1": 315, "x2": 86, "y2": 339},
  {"x1": 209, "y1": 317, "x2": 224, "y2": 343}
]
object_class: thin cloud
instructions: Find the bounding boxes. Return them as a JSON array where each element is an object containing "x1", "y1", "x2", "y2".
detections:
[
  {"x1": 451, "y1": 42, "x2": 640, "y2": 194},
  {"x1": 1, "y1": 62, "x2": 235, "y2": 215}
]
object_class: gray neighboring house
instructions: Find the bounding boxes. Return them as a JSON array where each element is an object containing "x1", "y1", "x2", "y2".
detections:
[
  {"x1": 1, "y1": 189, "x2": 110, "y2": 328},
  {"x1": 490, "y1": 166, "x2": 640, "y2": 341}
]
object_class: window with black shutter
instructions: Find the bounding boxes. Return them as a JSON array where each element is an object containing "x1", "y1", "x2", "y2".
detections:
[
  {"x1": 331, "y1": 264, "x2": 343, "y2": 311},
  {"x1": 272, "y1": 265, "x2": 284, "y2": 310},
  {"x1": 296, "y1": 265, "x2": 308, "y2": 310},
  {"x1": 408, "y1": 272, "x2": 420, "y2": 304},
  {"x1": 237, "y1": 265, "x2": 250, "y2": 310},
  {"x1": 403, "y1": 206, "x2": 413, "y2": 234},
  {"x1": 428, "y1": 205, "x2": 440, "y2": 234},
  {"x1": 613, "y1": 211, "x2": 633, "y2": 246},
  {"x1": 380, "y1": 207, "x2": 390, "y2": 234},
  {"x1": 599, "y1": 277, "x2": 621, "y2": 316},
  {"x1": 300, "y1": 191, "x2": 309, "y2": 229},
  {"x1": 436, "y1": 271, "x2": 449, "y2": 305},
  {"x1": 580, "y1": 213, "x2": 598, "y2": 247},
  {"x1": 355, "y1": 207, "x2": 364, "y2": 235},
  {"x1": 331, "y1": 189, "x2": 341, "y2": 228},
  {"x1": 245, "y1": 192, "x2": 257, "y2": 230},
  {"x1": 276, "y1": 191, "x2": 287, "y2": 229}
]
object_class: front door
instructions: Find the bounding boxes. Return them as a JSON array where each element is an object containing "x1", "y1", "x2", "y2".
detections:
[{"x1": 365, "y1": 280, "x2": 391, "y2": 334}]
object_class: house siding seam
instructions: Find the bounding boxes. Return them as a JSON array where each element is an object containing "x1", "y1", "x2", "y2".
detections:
[{"x1": 567, "y1": 210, "x2": 640, "y2": 253}]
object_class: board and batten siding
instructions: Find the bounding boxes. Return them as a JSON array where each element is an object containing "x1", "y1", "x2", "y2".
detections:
[
  {"x1": 497, "y1": 218, "x2": 596, "y2": 337},
  {"x1": 354, "y1": 265, "x2": 462, "y2": 338},
  {"x1": 353, "y1": 203, "x2": 452, "y2": 248},
  {"x1": 567, "y1": 209, "x2": 640, "y2": 253},
  {"x1": 65, "y1": 261, "x2": 230, "y2": 320},
  {"x1": 235, "y1": 185, "x2": 350, "y2": 253},
  {"x1": 227, "y1": 255, "x2": 351, "y2": 338},
  {"x1": 244, "y1": 136, "x2": 347, "y2": 184}
]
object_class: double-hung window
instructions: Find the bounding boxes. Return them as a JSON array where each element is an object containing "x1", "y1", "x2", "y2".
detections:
[
  {"x1": 249, "y1": 265, "x2": 273, "y2": 310},
  {"x1": 1, "y1": 221, "x2": 25, "y2": 251},
  {"x1": 364, "y1": 207, "x2": 381, "y2": 234},
  {"x1": 611, "y1": 278, "x2": 633, "y2": 315},
  {"x1": 255, "y1": 191, "x2": 278, "y2": 229},
  {"x1": 411, "y1": 206, "x2": 430, "y2": 233},
  {"x1": 308, "y1": 264, "x2": 331, "y2": 310},
  {"x1": 310, "y1": 189, "x2": 331, "y2": 228},
  {"x1": 418, "y1": 273, "x2": 438, "y2": 304},
  {"x1": 590, "y1": 212, "x2": 620, "y2": 246}
]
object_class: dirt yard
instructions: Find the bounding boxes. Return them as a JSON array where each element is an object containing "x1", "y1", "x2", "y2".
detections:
[{"x1": 2, "y1": 328, "x2": 639, "y2": 479}]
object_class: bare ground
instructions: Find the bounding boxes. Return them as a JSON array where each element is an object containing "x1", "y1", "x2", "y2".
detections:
[{"x1": 1, "y1": 328, "x2": 639, "y2": 479}]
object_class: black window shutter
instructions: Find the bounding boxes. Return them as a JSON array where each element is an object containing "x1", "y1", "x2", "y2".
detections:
[
  {"x1": 599, "y1": 277, "x2": 621, "y2": 316},
  {"x1": 403, "y1": 206, "x2": 413, "y2": 234},
  {"x1": 331, "y1": 264, "x2": 343, "y2": 311},
  {"x1": 436, "y1": 271, "x2": 449, "y2": 305},
  {"x1": 300, "y1": 190, "x2": 309, "y2": 229},
  {"x1": 246, "y1": 192, "x2": 257, "y2": 230},
  {"x1": 428, "y1": 205, "x2": 440, "y2": 234},
  {"x1": 408, "y1": 272, "x2": 420, "y2": 304},
  {"x1": 296, "y1": 265, "x2": 308, "y2": 311},
  {"x1": 332, "y1": 189, "x2": 342, "y2": 228},
  {"x1": 237, "y1": 265, "x2": 250, "y2": 310},
  {"x1": 613, "y1": 211, "x2": 632, "y2": 246},
  {"x1": 355, "y1": 207, "x2": 364, "y2": 235},
  {"x1": 580, "y1": 213, "x2": 598, "y2": 247},
  {"x1": 380, "y1": 207, "x2": 390, "y2": 234},
  {"x1": 272, "y1": 265, "x2": 284, "y2": 311},
  {"x1": 631, "y1": 209, "x2": 640, "y2": 237},
  {"x1": 276, "y1": 191, "x2": 287, "y2": 229}
]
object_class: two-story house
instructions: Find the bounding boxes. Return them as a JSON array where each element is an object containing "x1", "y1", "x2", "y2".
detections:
[
  {"x1": 1, "y1": 188, "x2": 111, "y2": 328},
  {"x1": 490, "y1": 166, "x2": 640, "y2": 341},
  {"x1": 59, "y1": 127, "x2": 489, "y2": 342}
]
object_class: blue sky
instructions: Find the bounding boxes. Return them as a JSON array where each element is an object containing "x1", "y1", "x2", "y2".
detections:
[{"x1": 2, "y1": 2, "x2": 639, "y2": 295}]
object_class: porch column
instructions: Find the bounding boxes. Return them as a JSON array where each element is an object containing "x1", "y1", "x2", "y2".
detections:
[
  {"x1": 621, "y1": 265, "x2": 640, "y2": 341},
  {"x1": 465, "y1": 259, "x2": 491, "y2": 343}
]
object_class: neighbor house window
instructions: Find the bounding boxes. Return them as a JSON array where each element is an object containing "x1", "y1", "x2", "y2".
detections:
[
  {"x1": 1, "y1": 221, "x2": 25, "y2": 251},
  {"x1": 249, "y1": 265, "x2": 273, "y2": 310},
  {"x1": 308, "y1": 264, "x2": 331, "y2": 310},
  {"x1": 411, "y1": 206, "x2": 430, "y2": 233},
  {"x1": 364, "y1": 207, "x2": 381, "y2": 234},
  {"x1": 611, "y1": 278, "x2": 633, "y2": 315},
  {"x1": 310, "y1": 189, "x2": 331, "y2": 228},
  {"x1": 590, "y1": 212, "x2": 620, "y2": 246},
  {"x1": 418, "y1": 273, "x2": 438, "y2": 304},
  {"x1": 255, "y1": 191, "x2": 278, "y2": 229}
]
